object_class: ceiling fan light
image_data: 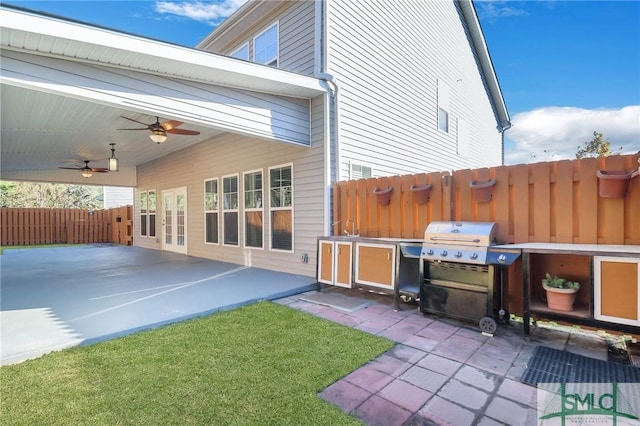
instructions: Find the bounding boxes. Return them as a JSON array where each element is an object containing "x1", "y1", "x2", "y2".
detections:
[
  {"x1": 150, "y1": 130, "x2": 167, "y2": 144},
  {"x1": 82, "y1": 170, "x2": 93, "y2": 178}
]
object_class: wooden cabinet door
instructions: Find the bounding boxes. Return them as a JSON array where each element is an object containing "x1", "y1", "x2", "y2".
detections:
[
  {"x1": 355, "y1": 243, "x2": 396, "y2": 289},
  {"x1": 335, "y1": 242, "x2": 352, "y2": 288},
  {"x1": 594, "y1": 256, "x2": 640, "y2": 326},
  {"x1": 318, "y1": 240, "x2": 334, "y2": 284}
]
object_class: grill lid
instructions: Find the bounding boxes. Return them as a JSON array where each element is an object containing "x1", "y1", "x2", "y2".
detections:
[
  {"x1": 423, "y1": 221, "x2": 497, "y2": 247},
  {"x1": 421, "y1": 221, "x2": 498, "y2": 264}
]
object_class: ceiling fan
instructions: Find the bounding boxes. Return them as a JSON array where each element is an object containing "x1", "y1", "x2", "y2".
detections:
[
  {"x1": 59, "y1": 160, "x2": 108, "y2": 178},
  {"x1": 118, "y1": 116, "x2": 200, "y2": 143}
]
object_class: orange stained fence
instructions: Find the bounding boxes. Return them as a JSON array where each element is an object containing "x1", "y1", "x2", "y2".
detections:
[
  {"x1": 0, "y1": 206, "x2": 133, "y2": 246},
  {"x1": 332, "y1": 154, "x2": 640, "y2": 245}
]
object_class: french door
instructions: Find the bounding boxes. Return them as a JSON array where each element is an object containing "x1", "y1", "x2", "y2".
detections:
[{"x1": 162, "y1": 187, "x2": 187, "y2": 254}]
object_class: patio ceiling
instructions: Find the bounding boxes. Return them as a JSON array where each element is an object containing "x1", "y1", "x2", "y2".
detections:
[{"x1": 0, "y1": 4, "x2": 326, "y2": 187}]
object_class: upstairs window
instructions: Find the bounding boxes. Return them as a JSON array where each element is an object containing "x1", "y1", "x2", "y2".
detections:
[
  {"x1": 437, "y1": 79, "x2": 450, "y2": 133},
  {"x1": 254, "y1": 23, "x2": 278, "y2": 67},
  {"x1": 351, "y1": 163, "x2": 372, "y2": 179},
  {"x1": 231, "y1": 43, "x2": 249, "y2": 60}
]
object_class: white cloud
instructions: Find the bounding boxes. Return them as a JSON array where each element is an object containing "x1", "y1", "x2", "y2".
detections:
[
  {"x1": 155, "y1": 0, "x2": 247, "y2": 25},
  {"x1": 475, "y1": 0, "x2": 528, "y2": 23},
  {"x1": 504, "y1": 106, "x2": 640, "y2": 165}
]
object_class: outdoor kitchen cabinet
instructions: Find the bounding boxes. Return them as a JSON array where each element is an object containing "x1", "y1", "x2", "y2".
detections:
[
  {"x1": 317, "y1": 240, "x2": 352, "y2": 288},
  {"x1": 354, "y1": 242, "x2": 396, "y2": 290},
  {"x1": 594, "y1": 256, "x2": 640, "y2": 327}
]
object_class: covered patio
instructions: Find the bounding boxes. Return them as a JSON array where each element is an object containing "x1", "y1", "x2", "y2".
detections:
[{"x1": 1, "y1": 244, "x2": 316, "y2": 365}]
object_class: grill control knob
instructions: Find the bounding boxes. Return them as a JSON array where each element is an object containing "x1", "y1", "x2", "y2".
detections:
[
  {"x1": 441, "y1": 250, "x2": 448, "y2": 257},
  {"x1": 470, "y1": 253, "x2": 478, "y2": 260},
  {"x1": 455, "y1": 251, "x2": 462, "y2": 258},
  {"x1": 427, "y1": 249, "x2": 434, "y2": 255},
  {"x1": 498, "y1": 254, "x2": 507, "y2": 263}
]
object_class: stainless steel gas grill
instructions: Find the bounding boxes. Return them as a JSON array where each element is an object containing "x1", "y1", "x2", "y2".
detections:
[{"x1": 419, "y1": 221, "x2": 521, "y2": 334}]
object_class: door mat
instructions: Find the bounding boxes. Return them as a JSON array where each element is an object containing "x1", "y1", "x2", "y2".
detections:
[
  {"x1": 521, "y1": 346, "x2": 640, "y2": 386},
  {"x1": 299, "y1": 292, "x2": 371, "y2": 313}
]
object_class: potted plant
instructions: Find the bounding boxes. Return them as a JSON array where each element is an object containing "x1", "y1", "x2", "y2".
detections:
[{"x1": 542, "y1": 273, "x2": 580, "y2": 312}]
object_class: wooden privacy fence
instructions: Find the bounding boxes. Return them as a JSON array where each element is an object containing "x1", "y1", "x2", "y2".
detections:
[
  {"x1": 333, "y1": 154, "x2": 640, "y2": 245},
  {"x1": 0, "y1": 206, "x2": 133, "y2": 246}
]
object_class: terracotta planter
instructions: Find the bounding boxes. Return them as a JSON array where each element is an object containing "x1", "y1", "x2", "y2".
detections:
[
  {"x1": 373, "y1": 186, "x2": 393, "y2": 206},
  {"x1": 543, "y1": 284, "x2": 579, "y2": 312},
  {"x1": 469, "y1": 179, "x2": 496, "y2": 203},
  {"x1": 596, "y1": 170, "x2": 634, "y2": 198},
  {"x1": 410, "y1": 183, "x2": 433, "y2": 204}
]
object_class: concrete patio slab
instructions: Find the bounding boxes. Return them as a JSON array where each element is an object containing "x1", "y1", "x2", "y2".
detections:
[{"x1": 1, "y1": 245, "x2": 315, "y2": 365}]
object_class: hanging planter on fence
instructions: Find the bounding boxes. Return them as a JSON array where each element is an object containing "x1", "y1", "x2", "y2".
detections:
[
  {"x1": 373, "y1": 186, "x2": 393, "y2": 206},
  {"x1": 410, "y1": 183, "x2": 433, "y2": 204},
  {"x1": 596, "y1": 169, "x2": 637, "y2": 198},
  {"x1": 469, "y1": 179, "x2": 496, "y2": 203}
]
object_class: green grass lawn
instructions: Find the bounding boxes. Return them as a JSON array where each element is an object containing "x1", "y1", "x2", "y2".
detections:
[{"x1": 1, "y1": 302, "x2": 394, "y2": 425}]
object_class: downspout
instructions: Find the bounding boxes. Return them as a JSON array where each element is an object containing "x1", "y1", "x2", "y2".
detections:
[
  {"x1": 317, "y1": 0, "x2": 342, "y2": 236},
  {"x1": 497, "y1": 120, "x2": 512, "y2": 166}
]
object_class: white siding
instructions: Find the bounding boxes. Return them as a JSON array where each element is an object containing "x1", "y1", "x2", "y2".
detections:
[
  {"x1": 201, "y1": 1, "x2": 316, "y2": 75},
  {"x1": 103, "y1": 186, "x2": 133, "y2": 208},
  {"x1": 327, "y1": 0, "x2": 502, "y2": 178},
  {"x1": 134, "y1": 94, "x2": 326, "y2": 277}
]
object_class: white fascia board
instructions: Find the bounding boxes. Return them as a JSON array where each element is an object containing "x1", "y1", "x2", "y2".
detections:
[
  {"x1": 458, "y1": 0, "x2": 511, "y2": 129},
  {"x1": 0, "y1": 5, "x2": 326, "y2": 99}
]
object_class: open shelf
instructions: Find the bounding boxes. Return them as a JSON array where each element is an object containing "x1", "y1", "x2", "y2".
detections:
[{"x1": 530, "y1": 299, "x2": 591, "y2": 320}]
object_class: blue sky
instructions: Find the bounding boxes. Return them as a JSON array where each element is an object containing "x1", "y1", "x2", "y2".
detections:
[{"x1": 7, "y1": 0, "x2": 640, "y2": 164}]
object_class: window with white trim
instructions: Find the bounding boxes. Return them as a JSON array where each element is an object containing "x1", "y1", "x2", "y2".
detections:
[
  {"x1": 437, "y1": 79, "x2": 450, "y2": 133},
  {"x1": 243, "y1": 170, "x2": 263, "y2": 249},
  {"x1": 254, "y1": 23, "x2": 278, "y2": 67},
  {"x1": 204, "y1": 179, "x2": 219, "y2": 244},
  {"x1": 231, "y1": 43, "x2": 249, "y2": 60},
  {"x1": 148, "y1": 190, "x2": 156, "y2": 237},
  {"x1": 351, "y1": 163, "x2": 372, "y2": 179},
  {"x1": 269, "y1": 164, "x2": 292, "y2": 251},
  {"x1": 139, "y1": 191, "x2": 147, "y2": 236},
  {"x1": 222, "y1": 175, "x2": 239, "y2": 246}
]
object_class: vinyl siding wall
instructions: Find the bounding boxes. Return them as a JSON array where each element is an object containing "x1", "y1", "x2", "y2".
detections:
[
  {"x1": 202, "y1": 1, "x2": 316, "y2": 75},
  {"x1": 134, "y1": 95, "x2": 326, "y2": 277},
  {"x1": 327, "y1": 0, "x2": 502, "y2": 178}
]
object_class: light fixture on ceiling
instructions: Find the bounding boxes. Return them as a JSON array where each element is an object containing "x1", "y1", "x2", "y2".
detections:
[
  {"x1": 108, "y1": 143, "x2": 119, "y2": 172},
  {"x1": 82, "y1": 167, "x2": 93, "y2": 178},
  {"x1": 149, "y1": 129, "x2": 167, "y2": 144}
]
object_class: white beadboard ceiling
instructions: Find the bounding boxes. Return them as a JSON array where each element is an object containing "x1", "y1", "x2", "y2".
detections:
[{"x1": 0, "y1": 4, "x2": 326, "y2": 187}]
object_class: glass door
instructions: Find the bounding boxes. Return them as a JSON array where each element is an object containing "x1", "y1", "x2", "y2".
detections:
[{"x1": 162, "y1": 187, "x2": 187, "y2": 254}]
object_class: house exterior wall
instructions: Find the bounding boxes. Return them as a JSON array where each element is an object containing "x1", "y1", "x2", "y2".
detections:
[
  {"x1": 201, "y1": 0, "x2": 504, "y2": 181},
  {"x1": 103, "y1": 186, "x2": 134, "y2": 208},
  {"x1": 326, "y1": 0, "x2": 502, "y2": 179},
  {"x1": 200, "y1": 1, "x2": 316, "y2": 75},
  {"x1": 134, "y1": 95, "x2": 326, "y2": 277}
]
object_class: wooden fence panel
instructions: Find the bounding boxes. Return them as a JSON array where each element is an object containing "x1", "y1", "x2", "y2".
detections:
[
  {"x1": 331, "y1": 154, "x2": 639, "y2": 245},
  {"x1": 1, "y1": 206, "x2": 133, "y2": 246}
]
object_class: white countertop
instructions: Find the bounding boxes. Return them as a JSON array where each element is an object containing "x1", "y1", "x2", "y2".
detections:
[{"x1": 493, "y1": 242, "x2": 640, "y2": 256}]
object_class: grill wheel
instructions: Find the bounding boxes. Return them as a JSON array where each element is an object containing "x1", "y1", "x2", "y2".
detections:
[{"x1": 479, "y1": 316, "x2": 498, "y2": 334}]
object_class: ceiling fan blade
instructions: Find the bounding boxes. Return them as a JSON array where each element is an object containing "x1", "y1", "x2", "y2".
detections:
[
  {"x1": 91, "y1": 168, "x2": 109, "y2": 173},
  {"x1": 161, "y1": 120, "x2": 183, "y2": 131},
  {"x1": 116, "y1": 127, "x2": 149, "y2": 131},
  {"x1": 167, "y1": 128, "x2": 201, "y2": 135},
  {"x1": 120, "y1": 116, "x2": 151, "y2": 126},
  {"x1": 58, "y1": 166, "x2": 82, "y2": 170}
]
